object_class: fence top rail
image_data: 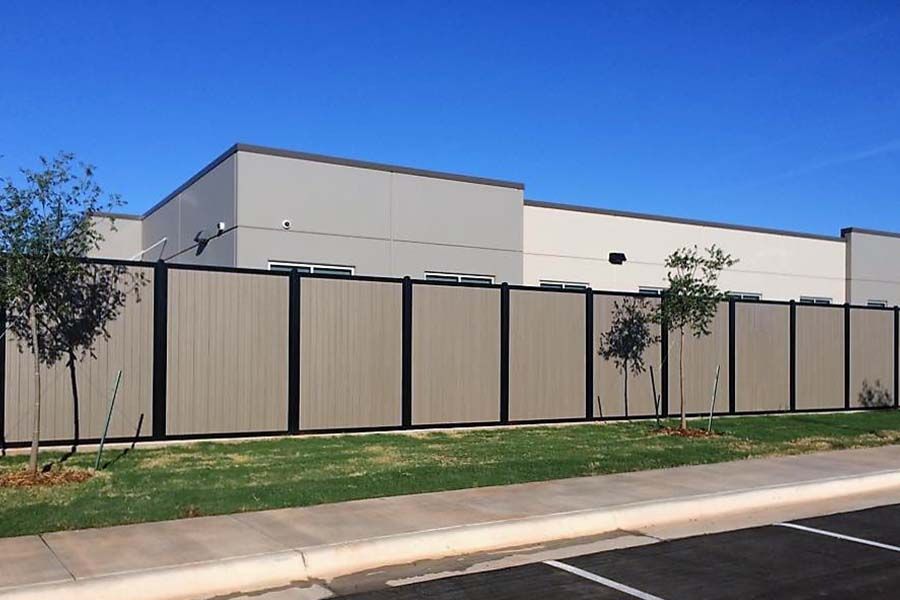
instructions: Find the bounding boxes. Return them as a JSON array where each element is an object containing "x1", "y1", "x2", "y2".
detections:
[
  {"x1": 166, "y1": 262, "x2": 289, "y2": 277},
  {"x1": 411, "y1": 278, "x2": 501, "y2": 290},
  {"x1": 848, "y1": 303, "x2": 899, "y2": 312},
  {"x1": 592, "y1": 289, "x2": 661, "y2": 300},
  {"x1": 508, "y1": 284, "x2": 585, "y2": 294},
  {"x1": 75, "y1": 257, "x2": 899, "y2": 312}
]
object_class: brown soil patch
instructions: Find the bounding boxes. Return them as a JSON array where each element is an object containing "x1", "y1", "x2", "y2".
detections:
[
  {"x1": 0, "y1": 467, "x2": 94, "y2": 488},
  {"x1": 653, "y1": 426, "x2": 719, "y2": 438},
  {"x1": 179, "y1": 504, "x2": 204, "y2": 519}
]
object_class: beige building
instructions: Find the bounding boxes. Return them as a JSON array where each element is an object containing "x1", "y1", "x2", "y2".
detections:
[
  {"x1": 524, "y1": 201, "x2": 847, "y2": 303},
  {"x1": 95, "y1": 143, "x2": 900, "y2": 306}
]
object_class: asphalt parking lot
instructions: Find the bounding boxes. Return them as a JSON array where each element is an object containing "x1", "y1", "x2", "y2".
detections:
[{"x1": 343, "y1": 503, "x2": 900, "y2": 599}]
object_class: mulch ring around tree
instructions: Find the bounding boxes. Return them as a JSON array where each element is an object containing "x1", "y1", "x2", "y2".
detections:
[
  {"x1": 0, "y1": 466, "x2": 94, "y2": 488},
  {"x1": 653, "y1": 426, "x2": 720, "y2": 438}
]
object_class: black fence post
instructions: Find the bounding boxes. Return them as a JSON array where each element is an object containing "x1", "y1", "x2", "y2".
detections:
[
  {"x1": 585, "y1": 288, "x2": 593, "y2": 420},
  {"x1": 844, "y1": 303, "x2": 851, "y2": 410},
  {"x1": 151, "y1": 261, "x2": 168, "y2": 440},
  {"x1": 0, "y1": 278, "x2": 6, "y2": 454},
  {"x1": 894, "y1": 306, "x2": 899, "y2": 409},
  {"x1": 287, "y1": 271, "x2": 301, "y2": 434},
  {"x1": 728, "y1": 299, "x2": 736, "y2": 415},
  {"x1": 500, "y1": 283, "x2": 510, "y2": 424},
  {"x1": 401, "y1": 276, "x2": 412, "y2": 427},
  {"x1": 660, "y1": 324, "x2": 669, "y2": 418},
  {"x1": 789, "y1": 300, "x2": 796, "y2": 412}
]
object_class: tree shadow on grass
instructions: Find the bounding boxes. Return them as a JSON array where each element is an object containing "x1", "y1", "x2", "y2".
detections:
[{"x1": 102, "y1": 413, "x2": 145, "y2": 470}]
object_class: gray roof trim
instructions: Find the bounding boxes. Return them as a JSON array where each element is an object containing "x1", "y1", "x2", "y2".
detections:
[
  {"x1": 234, "y1": 143, "x2": 525, "y2": 189},
  {"x1": 142, "y1": 143, "x2": 525, "y2": 219},
  {"x1": 525, "y1": 199, "x2": 845, "y2": 243},
  {"x1": 93, "y1": 211, "x2": 143, "y2": 221},
  {"x1": 143, "y1": 145, "x2": 238, "y2": 218},
  {"x1": 841, "y1": 227, "x2": 900, "y2": 240}
]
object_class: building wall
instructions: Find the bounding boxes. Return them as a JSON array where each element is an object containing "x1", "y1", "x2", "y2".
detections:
[
  {"x1": 90, "y1": 215, "x2": 143, "y2": 259},
  {"x1": 845, "y1": 229, "x2": 900, "y2": 307},
  {"x1": 523, "y1": 204, "x2": 847, "y2": 302},
  {"x1": 141, "y1": 154, "x2": 237, "y2": 265},
  {"x1": 234, "y1": 150, "x2": 524, "y2": 282},
  {"x1": 89, "y1": 146, "x2": 900, "y2": 309}
]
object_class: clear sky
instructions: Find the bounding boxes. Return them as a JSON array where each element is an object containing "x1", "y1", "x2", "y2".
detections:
[{"x1": 1, "y1": 1, "x2": 898, "y2": 236}]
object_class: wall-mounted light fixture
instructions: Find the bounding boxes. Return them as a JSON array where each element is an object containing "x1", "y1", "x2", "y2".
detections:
[{"x1": 609, "y1": 252, "x2": 627, "y2": 265}]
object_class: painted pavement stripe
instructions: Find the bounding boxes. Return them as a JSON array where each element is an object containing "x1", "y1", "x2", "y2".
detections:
[
  {"x1": 776, "y1": 522, "x2": 900, "y2": 553},
  {"x1": 543, "y1": 559, "x2": 666, "y2": 600}
]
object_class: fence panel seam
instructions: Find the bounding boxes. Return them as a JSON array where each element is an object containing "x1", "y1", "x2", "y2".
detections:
[
  {"x1": 728, "y1": 299, "x2": 736, "y2": 414},
  {"x1": 844, "y1": 303, "x2": 851, "y2": 410},
  {"x1": 500, "y1": 283, "x2": 510, "y2": 424},
  {"x1": 287, "y1": 272, "x2": 301, "y2": 433},
  {"x1": 151, "y1": 261, "x2": 168, "y2": 439},
  {"x1": 661, "y1": 322, "x2": 668, "y2": 418},
  {"x1": 401, "y1": 277, "x2": 412, "y2": 427},
  {"x1": 585, "y1": 289, "x2": 593, "y2": 420},
  {"x1": 0, "y1": 289, "x2": 6, "y2": 452},
  {"x1": 894, "y1": 306, "x2": 899, "y2": 409},
  {"x1": 789, "y1": 300, "x2": 796, "y2": 412}
]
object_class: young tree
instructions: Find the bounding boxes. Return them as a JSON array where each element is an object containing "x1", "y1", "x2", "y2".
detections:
[
  {"x1": 0, "y1": 153, "x2": 144, "y2": 476},
  {"x1": 598, "y1": 297, "x2": 658, "y2": 419},
  {"x1": 657, "y1": 245, "x2": 737, "y2": 430}
]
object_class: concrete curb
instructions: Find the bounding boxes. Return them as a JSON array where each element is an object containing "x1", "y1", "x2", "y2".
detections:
[{"x1": 6, "y1": 469, "x2": 900, "y2": 600}]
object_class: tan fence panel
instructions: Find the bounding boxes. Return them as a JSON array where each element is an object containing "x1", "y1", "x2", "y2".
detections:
[
  {"x1": 300, "y1": 278, "x2": 402, "y2": 430},
  {"x1": 412, "y1": 284, "x2": 500, "y2": 425},
  {"x1": 594, "y1": 295, "x2": 661, "y2": 418},
  {"x1": 796, "y1": 305, "x2": 844, "y2": 410},
  {"x1": 850, "y1": 308, "x2": 894, "y2": 408},
  {"x1": 735, "y1": 303, "x2": 789, "y2": 412},
  {"x1": 667, "y1": 302, "x2": 730, "y2": 415},
  {"x1": 509, "y1": 290, "x2": 584, "y2": 421},
  {"x1": 167, "y1": 270, "x2": 288, "y2": 435},
  {"x1": 4, "y1": 266, "x2": 154, "y2": 443}
]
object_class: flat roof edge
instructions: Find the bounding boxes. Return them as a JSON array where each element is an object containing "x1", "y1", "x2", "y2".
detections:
[
  {"x1": 525, "y1": 199, "x2": 845, "y2": 243},
  {"x1": 93, "y1": 211, "x2": 143, "y2": 221},
  {"x1": 234, "y1": 143, "x2": 525, "y2": 189},
  {"x1": 841, "y1": 227, "x2": 900, "y2": 240},
  {"x1": 142, "y1": 143, "x2": 524, "y2": 219},
  {"x1": 142, "y1": 145, "x2": 239, "y2": 218}
]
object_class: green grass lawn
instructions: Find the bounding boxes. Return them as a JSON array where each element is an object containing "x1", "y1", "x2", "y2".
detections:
[{"x1": 2, "y1": 411, "x2": 900, "y2": 537}]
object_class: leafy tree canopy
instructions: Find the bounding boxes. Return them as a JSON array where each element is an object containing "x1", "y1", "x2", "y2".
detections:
[
  {"x1": 0, "y1": 152, "x2": 145, "y2": 365},
  {"x1": 657, "y1": 245, "x2": 738, "y2": 337},
  {"x1": 598, "y1": 297, "x2": 658, "y2": 376}
]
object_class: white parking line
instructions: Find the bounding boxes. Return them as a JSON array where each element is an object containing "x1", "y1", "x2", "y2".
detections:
[
  {"x1": 776, "y1": 522, "x2": 900, "y2": 553},
  {"x1": 544, "y1": 560, "x2": 666, "y2": 600}
]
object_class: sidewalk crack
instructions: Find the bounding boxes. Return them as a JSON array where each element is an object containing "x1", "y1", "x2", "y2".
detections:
[{"x1": 39, "y1": 534, "x2": 77, "y2": 581}]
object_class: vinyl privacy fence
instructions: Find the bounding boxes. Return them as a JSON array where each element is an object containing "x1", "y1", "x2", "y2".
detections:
[{"x1": 2, "y1": 261, "x2": 898, "y2": 447}]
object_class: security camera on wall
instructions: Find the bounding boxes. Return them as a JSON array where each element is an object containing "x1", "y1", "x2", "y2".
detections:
[{"x1": 281, "y1": 219, "x2": 292, "y2": 230}]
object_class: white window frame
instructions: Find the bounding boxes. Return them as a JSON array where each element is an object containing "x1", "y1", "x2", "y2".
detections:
[
  {"x1": 867, "y1": 299, "x2": 889, "y2": 308},
  {"x1": 638, "y1": 286, "x2": 665, "y2": 296},
  {"x1": 799, "y1": 296, "x2": 832, "y2": 305},
  {"x1": 727, "y1": 291, "x2": 762, "y2": 301},
  {"x1": 424, "y1": 271, "x2": 495, "y2": 284},
  {"x1": 539, "y1": 279, "x2": 589, "y2": 291},
  {"x1": 268, "y1": 261, "x2": 356, "y2": 276}
]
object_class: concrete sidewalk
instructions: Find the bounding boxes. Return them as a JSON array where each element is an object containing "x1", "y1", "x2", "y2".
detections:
[{"x1": 3, "y1": 445, "x2": 900, "y2": 600}]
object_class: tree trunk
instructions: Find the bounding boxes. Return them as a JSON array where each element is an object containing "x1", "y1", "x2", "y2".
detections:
[
  {"x1": 67, "y1": 349, "x2": 80, "y2": 456},
  {"x1": 28, "y1": 304, "x2": 42, "y2": 476},
  {"x1": 623, "y1": 360, "x2": 629, "y2": 418},
  {"x1": 679, "y1": 327, "x2": 686, "y2": 430}
]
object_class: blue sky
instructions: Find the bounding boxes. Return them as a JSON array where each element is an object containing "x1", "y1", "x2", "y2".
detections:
[{"x1": 1, "y1": 1, "x2": 898, "y2": 235}]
